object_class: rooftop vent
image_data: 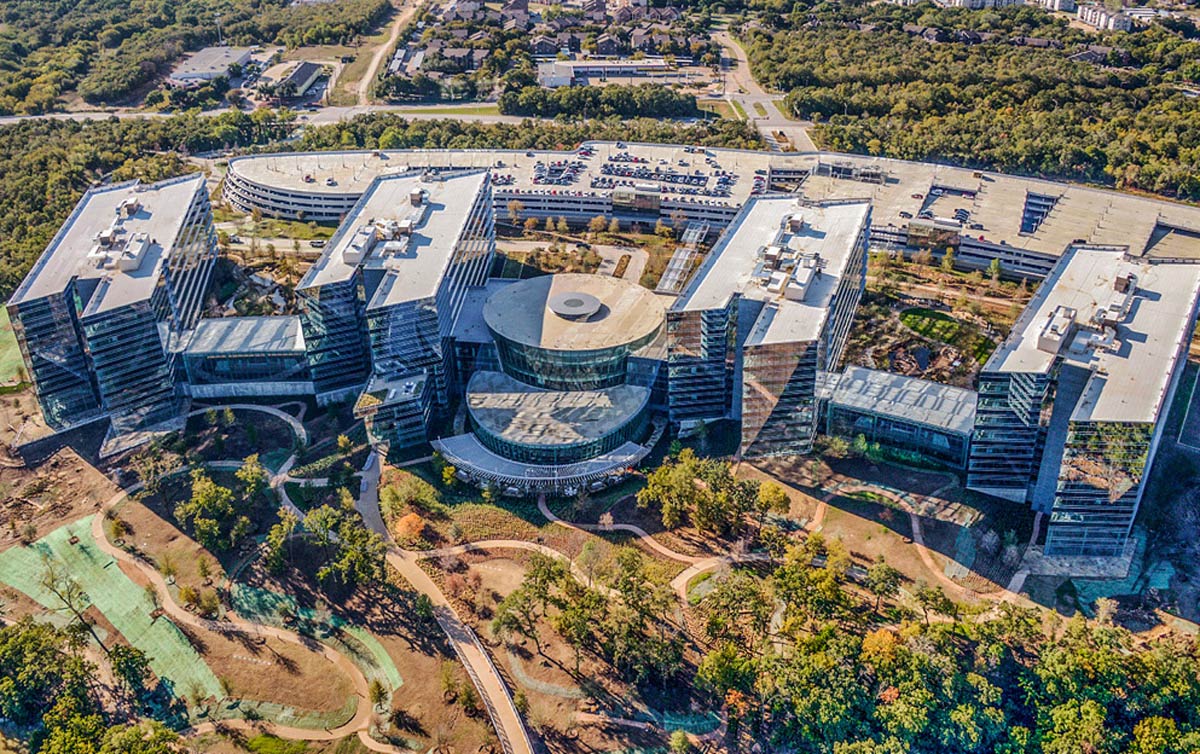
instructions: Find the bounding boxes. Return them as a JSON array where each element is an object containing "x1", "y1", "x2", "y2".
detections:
[
  {"x1": 410, "y1": 187, "x2": 424, "y2": 206},
  {"x1": 1114, "y1": 272, "x2": 1136, "y2": 294},
  {"x1": 118, "y1": 197, "x2": 141, "y2": 218},
  {"x1": 343, "y1": 225, "x2": 378, "y2": 265},
  {"x1": 1037, "y1": 304, "x2": 1077, "y2": 354}
]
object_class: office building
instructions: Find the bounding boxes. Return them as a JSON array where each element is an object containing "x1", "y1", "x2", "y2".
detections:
[
  {"x1": 169, "y1": 46, "x2": 253, "y2": 85},
  {"x1": 296, "y1": 170, "x2": 494, "y2": 449},
  {"x1": 7, "y1": 174, "x2": 217, "y2": 454},
  {"x1": 669, "y1": 197, "x2": 871, "y2": 457},
  {"x1": 969, "y1": 246, "x2": 1200, "y2": 557},
  {"x1": 826, "y1": 366, "x2": 978, "y2": 469},
  {"x1": 434, "y1": 273, "x2": 666, "y2": 495}
]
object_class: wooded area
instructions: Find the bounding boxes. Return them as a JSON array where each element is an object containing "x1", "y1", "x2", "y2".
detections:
[
  {"x1": 742, "y1": 3, "x2": 1200, "y2": 199},
  {"x1": 498, "y1": 84, "x2": 699, "y2": 119},
  {"x1": 0, "y1": 0, "x2": 388, "y2": 112}
]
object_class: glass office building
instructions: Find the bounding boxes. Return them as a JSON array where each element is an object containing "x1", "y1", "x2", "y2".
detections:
[
  {"x1": 434, "y1": 273, "x2": 664, "y2": 495},
  {"x1": 7, "y1": 174, "x2": 218, "y2": 450},
  {"x1": 668, "y1": 197, "x2": 871, "y2": 456},
  {"x1": 967, "y1": 246, "x2": 1200, "y2": 558},
  {"x1": 296, "y1": 170, "x2": 494, "y2": 448}
]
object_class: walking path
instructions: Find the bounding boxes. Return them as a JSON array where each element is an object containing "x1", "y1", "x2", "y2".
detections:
[
  {"x1": 89, "y1": 486, "x2": 406, "y2": 752},
  {"x1": 357, "y1": 0, "x2": 424, "y2": 105},
  {"x1": 187, "y1": 404, "x2": 308, "y2": 446}
]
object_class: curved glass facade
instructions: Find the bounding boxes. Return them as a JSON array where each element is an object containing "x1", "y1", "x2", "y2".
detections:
[
  {"x1": 470, "y1": 396, "x2": 650, "y2": 465},
  {"x1": 490, "y1": 323, "x2": 662, "y2": 391}
]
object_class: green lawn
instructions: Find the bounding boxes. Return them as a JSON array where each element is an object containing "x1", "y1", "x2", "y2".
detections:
[
  {"x1": 899, "y1": 307, "x2": 996, "y2": 364},
  {"x1": 730, "y1": 99, "x2": 748, "y2": 120},
  {"x1": 698, "y1": 99, "x2": 735, "y2": 120},
  {"x1": 0, "y1": 308, "x2": 25, "y2": 385},
  {"x1": 752, "y1": 102, "x2": 768, "y2": 117},
  {"x1": 394, "y1": 103, "x2": 500, "y2": 116}
]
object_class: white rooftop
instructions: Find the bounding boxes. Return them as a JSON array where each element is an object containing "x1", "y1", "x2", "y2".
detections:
[
  {"x1": 986, "y1": 246, "x2": 1200, "y2": 423},
  {"x1": 170, "y1": 46, "x2": 252, "y2": 80},
  {"x1": 226, "y1": 144, "x2": 1200, "y2": 263},
  {"x1": 831, "y1": 366, "x2": 977, "y2": 435},
  {"x1": 675, "y1": 196, "x2": 869, "y2": 344},
  {"x1": 297, "y1": 171, "x2": 488, "y2": 309},
  {"x1": 186, "y1": 316, "x2": 305, "y2": 355},
  {"x1": 9, "y1": 174, "x2": 205, "y2": 317}
]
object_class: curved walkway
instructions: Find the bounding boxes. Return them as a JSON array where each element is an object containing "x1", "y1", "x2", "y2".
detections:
[
  {"x1": 90, "y1": 486, "x2": 404, "y2": 751},
  {"x1": 187, "y1": 403, "x2": 309, "y2": 446},
  {"x1": 536, "y1": 495, "x2": 702, "y2": 565}
]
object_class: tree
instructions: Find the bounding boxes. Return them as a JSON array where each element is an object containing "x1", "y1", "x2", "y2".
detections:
[
  {"x1": 755, "y1": 481, "x2": 789, "y2": 526},
  {"x1": 506, "y1": 199, "x2": 525, "y2": 225},
  {"x1": 441, "y1": 463, "x2": 457, "y2": 488},
  {"x1": 108, "y1": 646, "x2": 151, "y2": 701},
  {"x1": 588, "y1": 214, "x2": 608, "y2": 233},
  {"x1": 492, "y1": 587, "x2": 542, "y2": 653},
  {"x1": 940, "y1": 249, "x2": 956, "y2": 274},
  {"x1": 988, "y1": 257, "x2": 1002, "y2": 285},
  {"x1": 669, "y1": 729, "x2": 690, "y2": 753},
  {"x1": 40, "y1": 558, "x2": 108, "y2": 654},
  {"x1": 100, "y1": 721, "x2": 179, "y2": 754},
  {"x1": 865, "y1": 557, "x2": 902, "y2": 612},
  {"x1": 556, "y1": 216, "x2": 569, "y2": 234},
  {"x1": 337, "y1": 434, "x2": 353, "y2": 454},
  {"x1": 544, "y1": 216, "x2": 555, "y2": 233},
  {"x1": 236, "y1": 453, "x2": 266, "y2": 501},
  {"x1": 523, "y1": 216, "x2": 539, "y2": 234},
  {"x1": 368, "y1": 679, "x2": 387, "y2": 709},
  {"x1": 608, "y1": 217, "x2": 621, "y2": 234},
  {"x1": 264, "y1": 509, "x2": 299, "y2": 573}
]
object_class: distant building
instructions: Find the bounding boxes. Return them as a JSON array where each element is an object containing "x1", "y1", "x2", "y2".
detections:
[
  {"x1": 593, "y1": 33, "x2": 621, "y2": 56},
  {"x1": 948, "y1": 0, "x2": 1023, "y2": 9},
  {"x1": 168, "y1": 46, "x2": 252, "y2": 85},
  {"x1": 1077, "y1": 4, "x2": 1133, "y2": 30},
  {"x1": 7, "y1": 175, "x2": 217, "y2": 454},
  {"x1": 1032, "y1": 0, "x2": 1076, "y2": 12},
  {"x1": 536, "y1": 59, "x2": 672, "y2": 87},
  {"x1": 260, "y1": 61, "x2": 323, "y2": 99}
]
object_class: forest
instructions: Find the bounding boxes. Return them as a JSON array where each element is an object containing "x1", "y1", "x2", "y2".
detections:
[
  {"x1": 498, "y1": 84, "x2": 700, "y2": 119},
  {"x1": 0, "y1": 112, "x2": 760, "y2": 299},
  {"x1": 0, "y1": 0, "x2": 388, "y2": 113},
  {"x1": 741, "y1": 2, "x2": 1200, "y2": 200}
]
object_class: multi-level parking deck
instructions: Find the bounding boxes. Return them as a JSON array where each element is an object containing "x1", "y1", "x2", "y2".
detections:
[{"x1": 225, "y1": 143, "x2": 1200, "y2": 278}]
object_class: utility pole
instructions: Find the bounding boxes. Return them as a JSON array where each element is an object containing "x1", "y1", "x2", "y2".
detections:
[{"x1": 215, "y1": 14, "x2": 225, "y2": 46}]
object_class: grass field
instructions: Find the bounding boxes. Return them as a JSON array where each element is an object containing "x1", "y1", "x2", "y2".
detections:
[
  {"x1": 730, "y1": 99, "x2": 748, "y2": 120},
  {"x1": 752, "y1": 102, "x2": 768, "y2": 117},
  {"x1": 698, "y1": 99, "x2": 735, "y2": 119},
  {"x1": 0, "y1": 308, "x2": 25, "y2": 385},
  {"x1": 899, "y1": 307, "x2": 996, "y2": 364},
  {"x1": 0, "y1": 517, "x2": 224, "y2": 701},
  {"x1": 394, "y1": 103, "x2": 500, "y2": 116}
]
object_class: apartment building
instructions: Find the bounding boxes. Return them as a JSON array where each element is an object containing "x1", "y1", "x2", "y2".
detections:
[{"x1": 1077, "y1": 4, "x2": 1133, "y2": 30}]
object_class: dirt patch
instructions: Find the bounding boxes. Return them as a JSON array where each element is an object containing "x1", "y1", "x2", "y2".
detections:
[
  {"x1": 0, "y1": 448, "x2": 119, "y2": 553},
  {"x1": 423, "y1": 549, "x2": 701, "y2": 753},
  {"x1": 185, "y1": 409, "x2": 297, "y2": 464},
  {"x1": 234, "y1": 553, "x2": 497, "y2": 753},
  {"x1": 111, "y1": 558, "x2": 355, "y2": 715}
]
